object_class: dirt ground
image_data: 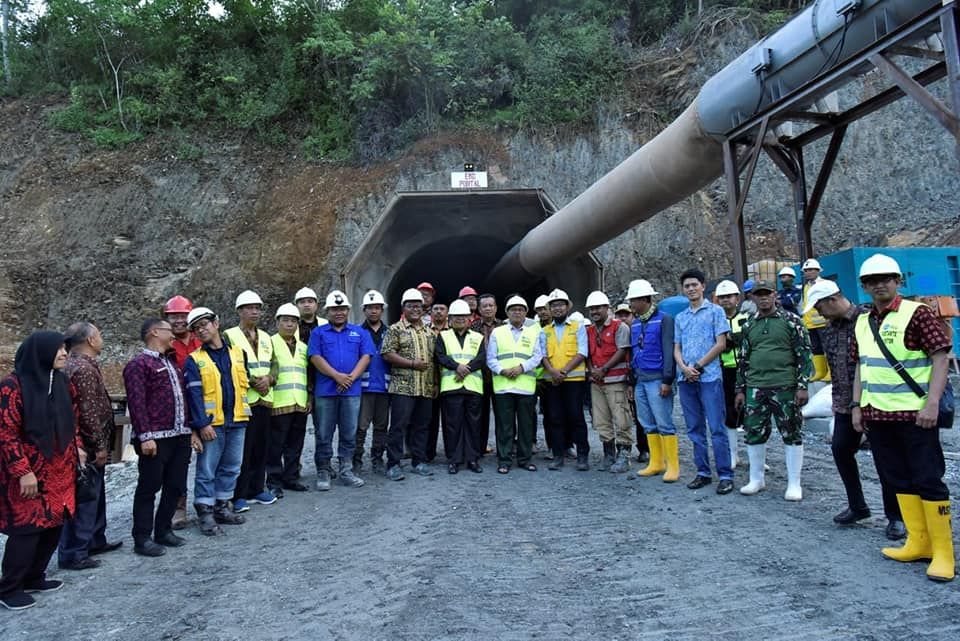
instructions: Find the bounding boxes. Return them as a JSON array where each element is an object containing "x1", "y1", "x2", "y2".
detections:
[{"x1": 2, "y1": 412, "x2": 959, "y2": 641}]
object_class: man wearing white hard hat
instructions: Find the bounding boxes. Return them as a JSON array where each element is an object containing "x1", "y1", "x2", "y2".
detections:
[
  {"x1": 799, "y1": 258, "x2": 831, "y2": 382},
  {"x1": 851, "y1": 253, "x2": 954, "y2": 582},
  {"x1": 806, "y1": 279, "x2": 904, "y2": 539},
  {"x1": 294, "y1": 287, "x2": 328, "y2": 344},
  {"x1": 542, "y1": 288, "x2": 590, "y2": 471},
  {"x1": 265, "y1": 304, "x2": 310, "y2": 496},
  {"x1": 381, "y1": 288, "x2": 437, "y2": 480},
  {"x1": 715, "y1": 279, "x2": 749, "y2": 469},
  {"x1": 584, "y1": 291, "x2": 633, "y2": 473},
  {"x1": 183, "y1": 307, "x2": 250, "y2": 536},
  {"x1": 777, "y1": 266, "x2": 801, "y2": 315},
  {"x1": 487, "y1": 295, "x2": 543, "y2": 473},
  {"x1": 533, "y1": 294, "x2": 554, "y2": 455},
  {"x1": 224, "y1": 290, "x2": 277, "y2": 511},
  {"x1": 356, "y1": 290, "x2": 391, "y2": 474},
  {"x1": 628, "y1": 279, "x2": 679, "y2": 482},
  {"x1": 437, "y1": 299, "x2": 486, "y2": 474},
  {"x1": 308, "y1": 290, "x2": 374, "y2": 491}
]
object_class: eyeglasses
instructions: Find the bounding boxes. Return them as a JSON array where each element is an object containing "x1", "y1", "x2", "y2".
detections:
[{"x1": 403, "y1": 303, "x2": 423, "y2": 310}]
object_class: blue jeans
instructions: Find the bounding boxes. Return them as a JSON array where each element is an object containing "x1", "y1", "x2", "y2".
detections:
[
  {"x1": 313, "y1": 395, "x2": 361, "y2": 469},
  {"x1": 194, "y1": 424, "x2": 246, "y2": 506},
  {"x1": 678, "y1": 380, "x2": 732, "y2": 480},
  {"x1": 634, "y1": 379, "x2": 677, "y2": 436}
]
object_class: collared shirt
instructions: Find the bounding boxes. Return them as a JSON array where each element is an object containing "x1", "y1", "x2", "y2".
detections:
[
  {"x1": 122, "y1": 349, "x2": 190, "y2": 442},
  {"x1": 382, "y1": 317, "x2": 436, "y2": 398},
  {"x1": 674, "y1": 299, "x2": 729, "y2": 383},
  {"x1": 183, "y1": 341, "x2": 248, "y2": 429},
  {"x1": 735, "y1": 308, "x2": 812, "y2": 391},
  {"x1": 549, "y1": 317, "x2": 588, "y2": 358},
  {"x1": 850, "y1": 296, "x2": 951, "y2": 422},
  {"x1": 822, "y1": 303, "x2": 865, "y2": 414},
  {"x1": 486, "y1": 323, "x2": 544, "y2": 374},
  {"x1": 308, "y1": 323, "x2": 375, "y2": 397},
  {"x1": 64, "y1": 353, "x2": 113, "y2": 455},
  {"x1": 169, "y1": 335, "x2": 202, "y2": 371}
]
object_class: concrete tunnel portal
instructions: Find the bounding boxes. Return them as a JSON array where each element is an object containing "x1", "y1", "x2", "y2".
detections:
[{"x1": 341, "y1": 190, "x2": 602, "y2": 323}]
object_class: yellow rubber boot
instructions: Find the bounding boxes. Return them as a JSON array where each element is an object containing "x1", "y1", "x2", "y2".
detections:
[
  {"x1": 922, "y1": 500, "x2": 955, "y2": 582},
  {"x1": 882, "y1": 494, "x2": 932, "y2": 562},
  {"x1": 811, "y1": 354, "x2": 831, "y2": 382},
  {"x1": 638, "y1": 434, "x2": 665, "y2": 476},
  {"x1": 661, "y1": 434, "x2": 680, "y2": 483}
]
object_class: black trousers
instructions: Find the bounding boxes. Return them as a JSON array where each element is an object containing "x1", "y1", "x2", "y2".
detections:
[
  {"x1": 831, "y1": 413, "x2": 900, "y2": 519},
  {"x1": 235, "y1": 404, "x2": 271, "y2": 500},
  {"x1": 132, "y1": 435, "x2": 191, "y2": 542},
  {"x1": 0, "y1": 526, "x2": 62, "y2": 596},
  {"x1": 866, "y1": 419, "x2": 950, "y2": 501},
  {"x1": 58, "y1": 464, "x2": 107, "y2": 564},
  {"x1": 440, "y1": 393, "x2": 481, "y2": 465},
  {"x1": 479, "y1": 376, "x2": 500, "y2": 454},
  {"x1": 537, "y1": 381, "x2": 553, "y2": 451},
  {"x1": 626, "y1": 387, "x2": 649, "y2": 454},
  {"x1": 426, "y1": 398, "x2": 441, "y2": 462},
  {"x1": 267, "y1": 411, "x2": 308, "y2": 489},
  {"x1": 387, "y1": 395, "x2": 432, "y2": 467},
  {"x1": 546, "y1": 381, "x2": 589, "y2": 457},
  {"x1": 721, "y1": 366, "x2": 741, "y2": 429}
]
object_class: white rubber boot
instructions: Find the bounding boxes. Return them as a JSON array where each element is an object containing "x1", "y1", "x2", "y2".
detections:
[
  {"x1": 739, "y1": 443, "x2": 766, "y2": 495},
  {"x1": 784, "y1": 444, "x2": 804, "y2": 501},
  {"x1": 726, "y1": 428, "x2": 739, "y2": 469}
]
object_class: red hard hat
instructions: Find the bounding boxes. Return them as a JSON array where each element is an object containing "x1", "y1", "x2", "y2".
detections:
[
  {"x1": 459, "y1": 286, "x2": 478, "y2": 297},
  {"x1": 163, "y1": 295, "x2": 193, "y2": 315},
  {"x1": 417, "y1": 282, "x2": 436, "y2": 291}
]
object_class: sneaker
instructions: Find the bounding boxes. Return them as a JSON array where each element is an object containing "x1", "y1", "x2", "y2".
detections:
[
  {"x1": 386, "y1": 465, "x2": 405, "y2": 481},
  {"x1": 411, "y1": 463, "x2": 434, "y2": 477},
  {"x1": 316, "y1": 470, "x2": 332, "y2": 491},
  {"x1": 23, "y1": 579, "x2": 63, "y2": 593},
  {"x1": 249, "y1": 491, "x2": 277, "y2": 505},
  {"x1": 58, "y1": 557, "x2": 101, "y2": 571},
  {"x1": 340, "y1": 468, "x2": 365, "y2": 488},
  {"x1": 233, "y1": 498, "x2": 250, "y2": 513},
  {"x1": 0, "y1": 591, "x2": 36, "y2": 610}
]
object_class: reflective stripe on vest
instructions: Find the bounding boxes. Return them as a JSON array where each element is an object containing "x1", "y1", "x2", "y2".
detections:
[
  {"x1": 587, "y1": 319, "x2": 630, "y2": 384},
  {"x1": 544, "y1": 321, "x2": 586, "y2": 381},
  {"x1": 492, "y1": 324, "x2": 540, "y2": 394},
  {"x1": 270, "y1": 333, "x2": 308, "y2": 409},
  {"x1": 189, "y1": 344, "x2": 251, "y2": 426},
  {"x1": 224, "y1": 326, "x2": 274, "y2": 406},
  {"x1": 854, "y1": 300, "x2": 932, "y2": 413},
  {"x1": 439, "y1": 329, "x2": 484, "y2": 394},
  {"x1": 720, "y1": 312, "x2": 749, "y2": 369}
]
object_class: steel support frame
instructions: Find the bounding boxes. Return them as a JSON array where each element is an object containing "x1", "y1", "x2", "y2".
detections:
[{"x1": 722, "y1": 2, "x2": 960, "y2": 282}]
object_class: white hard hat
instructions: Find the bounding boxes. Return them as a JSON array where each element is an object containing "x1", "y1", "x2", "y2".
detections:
[
  {"x1": 778, "y1": 266, "x2": 796, "y2": 278},
  {"x1": 858, "y1": 253, "x2": 902, "y2": 279},
  {"x1": 534, "y1": 295, "x2": 550, "y2": 310},
  {"x1": 401, "y1": 288, "x2": 424, "y2": 305},
  {"x1": 275, "y1": 303, "x2": 301, "y2": 320},
  {"x1": 614, "y1": 303, "x2": 631, "y2": 314},
  {"x1": 235, "y1": 290, "x2": 263, "y2": 309},
  {"x1": 585, "y1": 291, "x2": 610, "y2": 308},
  {"x1": 627, "y1": 279, "x2": 658, "y2": 299},
  {"x1": 715, "y1": 280, "x2": 740, "y2": 296},
  {"x1": 803, "y1": 279, "x2": 841, "y2": 314},
  {"x1": 187, "y1": 307, "x2": 217, "y2": 328},
  {"x1": 324, "y1": 290, "x2": 351, "y2": 309},
  {"x1": 505, "y1": 295, "x2": 528, "y2": 310},
  {"x1": 801, "y1": 258, "x2": 822, "y2": 271},
  {"x1": 569, "y1": 311, "x2": 586, "y2": 325},
  {"x1": 448, "y1": 299, "x2": 471, "y2": 316},
  {"x1": 547, "y1": 288, "x2": 570, "y2": 304},
  {"x1": 294, "y1": 287, "x2": 318, "y2": 302},
  {"x1": 361, "y1": 290, "x2": 386, "y2": 307}
]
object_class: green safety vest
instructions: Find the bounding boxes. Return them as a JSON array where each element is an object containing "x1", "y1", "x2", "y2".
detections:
[
  {"x1": 854, "y1": 299, "x2": 932, "y2": 413},
  {"x1": 491, "y1": 323, "x2": 540, "y2": 394},
  {"x1": 720, "y1": 311, "x2": 750, "y2": 369},
  {"x1": 270, "y1": 333, "x2": 308, "y2": 410},
  {"x1": 224, "y1": 326, "x2": 274, "y2": 406},
  {"x1": 439, "y1": 329, "x2": 484, "y2": 394}
]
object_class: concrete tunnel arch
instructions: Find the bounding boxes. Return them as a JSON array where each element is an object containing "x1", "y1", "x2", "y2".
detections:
[{"x1": 341, "y1": 190, "x2": 603, "y2": 323}]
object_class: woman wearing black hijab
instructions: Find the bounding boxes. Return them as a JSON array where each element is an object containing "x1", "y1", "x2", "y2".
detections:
[{"x1": 0, "y1": 331, "x2": 83, "y2": 611}]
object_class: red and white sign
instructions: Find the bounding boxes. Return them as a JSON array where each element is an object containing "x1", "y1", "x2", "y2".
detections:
[{"x1": 450, "y1": 171, "x2": 488, "y2": 189}]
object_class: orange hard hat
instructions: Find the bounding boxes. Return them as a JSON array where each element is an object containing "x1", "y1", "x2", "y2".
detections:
[
  {"x1": 163, "y1": 295, "x2": 193, "y2": 315},
  {"x1": 417, "y1": 282, "x2": 435, "y2": 291},
  {"x1": 459, "y1": 286, "x2": 478, "y2": 297}
]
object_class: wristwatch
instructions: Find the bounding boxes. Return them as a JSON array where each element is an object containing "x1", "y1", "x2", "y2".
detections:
[
  {"x1": 849, "y1": 400, "x2": 860, "y2": 410},
  {"x1": 694, "y1": 363, "x2": 705, "y2": 374}
]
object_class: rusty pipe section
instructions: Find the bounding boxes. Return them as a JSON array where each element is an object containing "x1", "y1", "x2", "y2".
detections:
[{"x1": 486, "y1": 99, "x2": 722, "y2": 291}]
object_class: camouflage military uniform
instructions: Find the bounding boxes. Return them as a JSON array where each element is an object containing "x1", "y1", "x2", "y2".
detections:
[{"x1": 735, "y1": 308, "x2": 812, "y2": 446}]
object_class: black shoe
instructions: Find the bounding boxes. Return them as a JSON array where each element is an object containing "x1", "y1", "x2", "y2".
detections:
[
  {"x1": 833, "y1": 507, "x2": 871, "y2": 525},
  {"x1": 548, "y1": 455, "x2": 565, "y2": 471},
  {"x1": 283, "y1": 481, "x2": 309, "y2": 492},
  {"x1": 687, "y1": 475, "x2": 711, "y2": 490},
  {"x1": 467, "y1": 461, "x2": 483, "y2": 473},
  {"x1": 716, "y1": 479, "x2": 734, "y2": 495},
  {"x1": 0, "y1": 591, "x2": 35, "y2": 610},
  {"x1": 134, "y1": 540, "x2": 166, "y2": 557},
  {"x1": 448, "y1": 463, "x2": 459, "y2": 475},
  {"x1": 154, "y1": 531, "x2": 187, "y2": 547},
  {"x1": 58, "y1": 557, "x2": 101, "y2": 571},
  {"x1": 575, "y1": 454, "x2": 590, "y2": 471},
  {"x1": 885, "y1": 519, "x2": 907, "y2": 541},
  {"x1": 268, "y1": 486, "x2": 285, "y2": 499},
  {"x1": 88, "y1": 541, "x2": 123, "y2": 556},
  {"x1": 23, "y1": 579, "x2": 63, "y2": 594}
]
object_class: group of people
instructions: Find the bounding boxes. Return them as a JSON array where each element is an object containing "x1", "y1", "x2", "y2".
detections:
[{"x1": 0, "y1": 253, "x2": 954, "y2": 611}]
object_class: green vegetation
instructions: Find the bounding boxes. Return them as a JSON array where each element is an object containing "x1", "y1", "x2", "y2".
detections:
[{"x1": 1, "y1": 1, "x2": 800, "y2": 158}]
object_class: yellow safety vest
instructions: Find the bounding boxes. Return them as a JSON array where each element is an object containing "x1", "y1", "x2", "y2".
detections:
[
  {"x1": 439, "y1": 329, "x2": 484, "y2": 394},
  {"x1": 492, "y1": 324, "x2": 540, "y2": 394},
  {"x1": 854, "y1": 299, "x2": 932, "y2": 413},
  {"x1": 720, "y1": 311, "x2": 750, "y2": 369},
  {"x1": 544, "y1": 320, "x2": 586, "y2": 381},
  {"x1": 224, "y1": 326, "x2": 274, "y2": 406},
  {"x1": 270, "y1": 333, "x2": 308, "y2": 410},
  {"x1": 189, "y1": 344, "x2": 251, "y2": 426},
  {"x1": 802, "y1": 280, "x2": 829, "y2": 330}
]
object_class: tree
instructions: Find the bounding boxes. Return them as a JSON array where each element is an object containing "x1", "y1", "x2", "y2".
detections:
[{"x1": 2, "y1": 0, "x2": 12, "y2": 88}]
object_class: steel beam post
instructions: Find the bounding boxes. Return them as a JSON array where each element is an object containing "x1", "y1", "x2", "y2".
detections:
[{"x1": 723, "y1": 139, "x2": 748, "y2": 285}]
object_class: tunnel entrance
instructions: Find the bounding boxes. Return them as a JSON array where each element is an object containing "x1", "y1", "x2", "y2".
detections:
[{"x1": 341, "y1": 190, "x2": 602, "y2": 323}]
